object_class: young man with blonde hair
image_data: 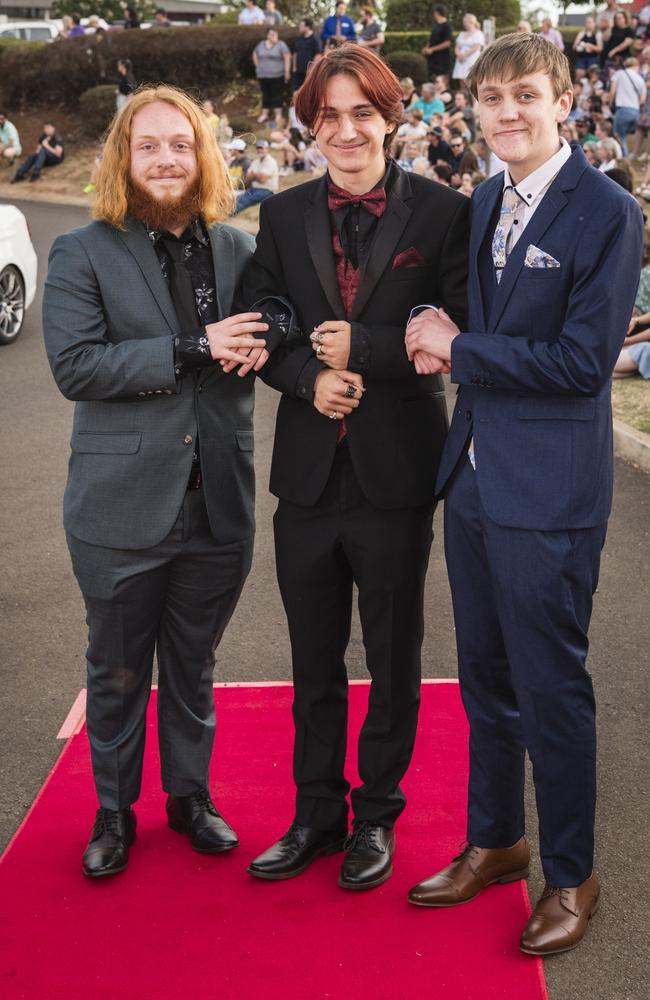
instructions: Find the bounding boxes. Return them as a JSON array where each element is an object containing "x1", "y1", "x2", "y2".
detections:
[
  {"x1": 43, "y1": 86, "x2": 275, "y2": 878},
  {"x1": 406, "y1": 33, "x2": 643, "y2": 955}
]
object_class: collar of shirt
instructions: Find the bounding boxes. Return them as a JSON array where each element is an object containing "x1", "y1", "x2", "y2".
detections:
[
  {"x1": 146, "y1": 217, "x2": 208, "y2": 247},
  {"x1": 503, "y1": 138, "x2": 572, "y2": 211}
]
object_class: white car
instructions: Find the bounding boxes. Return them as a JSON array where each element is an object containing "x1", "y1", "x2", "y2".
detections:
[
  {"x1": 0, "y1": 205, "x2": 37, "y2": 345},
  {"x1": 0, "y1": 20, "x2": 61, "y2": 43}
]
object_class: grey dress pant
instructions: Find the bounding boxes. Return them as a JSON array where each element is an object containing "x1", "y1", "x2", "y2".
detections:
[{"x1": 67, "y1": 488, "x2": 253, "y2": 811}]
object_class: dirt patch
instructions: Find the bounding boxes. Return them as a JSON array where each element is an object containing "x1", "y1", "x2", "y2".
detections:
[{"x1": 612, "y1": 377, "x2": 650, "y2": 435}]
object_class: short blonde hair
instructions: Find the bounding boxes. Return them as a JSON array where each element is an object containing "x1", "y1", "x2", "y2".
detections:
[
  {"x1": 467, "y1": 32, "x2": 572, "y2": 102},
  {"x1": 93, "y1": 85, "x2": 235, "y2": 230}
]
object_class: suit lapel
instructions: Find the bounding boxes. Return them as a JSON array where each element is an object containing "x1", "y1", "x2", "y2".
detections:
[
  {"x1": 305, "y1": 175, "x2": 346, "y2": 319},
  {"x1": 199, "y1": 224, "x2": 235, "y2": 389},
  {"x1": 471, "y1": 177, "x2": 502, "y2": 330},
  {"x1": 487, "y1": 184, "x2": 567, "y2": 331},
  {"x1": 350, "y1": 170, "x2": 412, "y2": 320},
  {"x1": 117, "y1": 218, "x2": 178, "y2": 334}
]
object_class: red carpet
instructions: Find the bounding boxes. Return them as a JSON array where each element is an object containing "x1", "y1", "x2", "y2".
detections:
[{"x1": 0, "y1": 682, "x2": 547, "y2": 1000}]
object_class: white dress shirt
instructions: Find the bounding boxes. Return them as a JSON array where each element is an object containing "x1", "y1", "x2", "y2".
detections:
[{"x1": 502, "y1": 138, "x2": 572, "y2": 254}]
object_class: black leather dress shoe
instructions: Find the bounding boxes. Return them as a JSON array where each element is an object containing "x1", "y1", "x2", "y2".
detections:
[
  {"x1": 82, "y1": 807, "x2": 137, "y2": 878},
  {"x1": 166, "y1": 789, "x2": 239, "y2": 854},
  {"x1": 247, "y1": 822, "x2": 348, "y2": 880},
  {"x1": 339, "y1": 822, "x2": 395, "y2": 890}
]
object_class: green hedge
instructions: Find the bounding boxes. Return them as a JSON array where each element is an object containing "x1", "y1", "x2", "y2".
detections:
[
  {"x1": 385, "y1": 0, "x2": 521, "y2": 32},
  {"x1": 386, "y1": 50, "x2": 429, "y2": 86},
  {"x1": 0, "y1": 25, "x2": 298, "y2": 109},
  {"x1": 79, "y1": 84, "x2": 119, "y2": 138}
]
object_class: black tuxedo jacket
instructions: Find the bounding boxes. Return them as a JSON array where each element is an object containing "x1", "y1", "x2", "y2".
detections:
[{"x1": 240, "y1": 167, "x2": 469, "y2": 509}]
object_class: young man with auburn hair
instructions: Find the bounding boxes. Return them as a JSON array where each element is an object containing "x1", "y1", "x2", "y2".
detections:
[
  {"x1": 42, "y1": 86, "x2": 281, "y2": 879},
  {"x1": 236, "y1": 45, "x2": 469, "y2": 890},
  {"x1": 405, "y1": 34, "x2": 643, "y2": 954}
]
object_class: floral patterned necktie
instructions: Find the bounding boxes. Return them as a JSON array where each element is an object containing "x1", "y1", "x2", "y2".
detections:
[{"x1": 492, "y1": 185, "x2": 522, "y2": 283}]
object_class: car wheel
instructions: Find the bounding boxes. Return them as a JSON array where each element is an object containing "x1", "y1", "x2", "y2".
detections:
[{"x1": 0, "y1": 264, "x2": 25, "y2": 345}]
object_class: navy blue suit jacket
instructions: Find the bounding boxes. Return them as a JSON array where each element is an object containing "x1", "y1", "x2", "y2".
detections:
[{"x1": 436, "y1": 144, "x2": 644, "y2": 530}]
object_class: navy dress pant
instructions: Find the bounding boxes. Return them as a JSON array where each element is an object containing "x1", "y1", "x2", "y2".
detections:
[{"x1": 444, "y1": 456, "x2": 606, "y2": 887}]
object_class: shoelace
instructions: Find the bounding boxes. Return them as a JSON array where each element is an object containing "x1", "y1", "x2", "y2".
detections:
[
  {"x1": 97, "y1": 809, "x2": 123, "y2": 835},
  {"x1": 280, "y1": 822, "x2": 306, "y2": 847},
  {"x1": 191, "y1": 789, "x2": 219, "y2": 817},
  {"x1": 346, "y1": 822, "x2": 377, "y2": 852},
  {"x1": 452, "y1": 842, "x2": 481, "y2": 865}
]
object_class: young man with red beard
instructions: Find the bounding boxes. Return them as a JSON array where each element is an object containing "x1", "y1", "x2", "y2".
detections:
[
  {"x1": 42, "y1": 87, "x2": 277, "y2": 878},
  {"x1": 238, "y1": 46, "x2": 469, "y2": 890}
]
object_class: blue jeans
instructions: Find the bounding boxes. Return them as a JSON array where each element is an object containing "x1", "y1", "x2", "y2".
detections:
[
  {"x1": 15, "y1": 147, "x2": 62, "y2": 178},
  {"x1": 234, "y1": 187, "x2": 273, "y2": 214},
  {"x1": 613, "y1": 106, "x2": 639, "y2": 157}
]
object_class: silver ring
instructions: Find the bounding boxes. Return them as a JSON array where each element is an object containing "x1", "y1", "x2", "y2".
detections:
[
  {"x1": 330, "y1": 411, "x2": 338, "y2": 420},
  {"x1": 316, "y1": 331, "x2": 324, "y2": 344},
  {"x1": 316, "y1": 344, "x2": 323, "y2": 357},
  {"x1": 344, "y1": 384, "x2": 356, "y2": 398}
]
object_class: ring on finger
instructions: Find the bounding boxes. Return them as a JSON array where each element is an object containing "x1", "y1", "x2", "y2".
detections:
[
  {"x1": 329, "y1": 411, "x2": 338, "y2": 420},
  {"x1": 344, "y1": 384, "x2": 357, "y2": 398},
  {"x1": 316, "y1": 344, "x2": 323, "y2": 358},
  {"x1": 316, "y1": 331, "x2": 324, "y2": 344}
]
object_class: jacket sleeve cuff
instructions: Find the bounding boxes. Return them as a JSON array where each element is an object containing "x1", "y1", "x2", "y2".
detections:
[
  {"x1": 348, "y1": 322, "x2": 371, "y2": 373},
  {"x1": 249, "y1": 296, "x2": 302, "y2": 353},
  {"x1": 295, "y1": 355, "x2": 325, "y2": 402}
]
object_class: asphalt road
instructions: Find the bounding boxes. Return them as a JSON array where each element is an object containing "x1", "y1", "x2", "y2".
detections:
[{"x1": 0, "y1": 199, "x2": 648, "y2": 1000}]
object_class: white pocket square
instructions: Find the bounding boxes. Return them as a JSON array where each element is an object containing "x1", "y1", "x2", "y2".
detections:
[{"x1": 524, "y1": 244, "x2": 561, "y2": 269}]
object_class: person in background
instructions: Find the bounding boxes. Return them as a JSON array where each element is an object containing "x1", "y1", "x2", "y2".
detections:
[
  {"x1": 573, "y1": 15, "x2": 603, "y2": 79},
  {"x1": 427, "y1": 124, "x2": 452, "y2": 166},
  {"x1": 453, "y1": 14, "x2": 485, "y2": 83},
  {"x1": 152, "y1": 8, "x2": 172, "y2": 27},
  {"x1": 538, "y1": 17, "x2": 564, "y2": 51},
  {"x1": 116, "y1": 58, "x2": 137, "y2": 112},
  {"x1": 432, "y1": 161, "x2": 453, "y2": 184},
  {"x1": 400, "y1": 76, "x2": 417, "y2": 109},
  {"x1": 124, "y1": 7, "x2": 141, "y2": 29},
  {"x1": 11, "y1": 122, "x2": 63, "y2": 183},
  {"x1": 293, "y1": 18, "x2": 322, "y2": 91},
  {"x1": 68, "y1": 13, "x2": 86, "y2": 37},
  {"x1": 575, "y1": 116, "x2": 598, "y2": 145},
  {"x1": 358, "y1": 7, "x2": 384, "y2": 54},
  {"x1": 253, "y1": 27, "x2": 292, "y2": 125},
  {"x1": 447, "y1": 90, "x2": 476, "y2": 141},
  {"x1": 234, "y1": 138, "x2": 279, "y2": 213},
  {"x1": 223, "y1": 137, "x2": 251, "y2": 188},
  {"x1": 423, "y1": 5, "x2": 453, "y2": 82},
  {"x1": 321, "y1": 2, "x2": 356, "y2": 45},
  {"x1": 264, "y1": 0, "x2": 283, "y2": 27},
  {"x1": 218, "y1": 113, "x2": 234, "y2": 145},
  {"x1": 610, "y1": 56, "x2": 647, "y2": 158},
  {"x1": 202, "y1": 99, "x2": 220, "y2": 137},
  {"x1": 408, "y1": 81, "x2": 445, "y2": 123},
  {"x1": 239, "y1": 0, "x2": 265, "y2": 26},
  {"x1": 602, "y1": 10, "x2": 635, "y2": 69},
  {"x1": 0, "y1": 112, "x2": 21, "y2": 166},
  {"x1": 516, "y1": 21, "x2": 532, "y2": 34}
]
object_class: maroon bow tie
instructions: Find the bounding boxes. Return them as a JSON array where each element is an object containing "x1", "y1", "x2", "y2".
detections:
[{"x1": 327, "y1": 183, "x2": 387, "y2": 218}]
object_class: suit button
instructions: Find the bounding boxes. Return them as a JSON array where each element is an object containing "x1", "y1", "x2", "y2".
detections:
[
  {"x1": 465, "y1": 410, "x2": 472, "y2": 421},
  {"x1": 197, "y1": 385, "x2": 203, "y2": 393},
  {"x1": 154, "y1": 389, "x2": 163, "y2": 394},
  {"x1": 137, "y1": 392, "x2": 146, "y2": 397},
  {"x1": 183, "y1": 435, "x2": 193, "y2": 445},
  {"x1": 299, "y1": 387, "x2": 306, "y2": 396},
  {"x1": 164, "y1": 389, "x2": 173, "y2": 395}
]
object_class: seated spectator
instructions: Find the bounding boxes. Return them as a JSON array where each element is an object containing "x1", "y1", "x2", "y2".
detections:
[
  {"x1": 11, "y1": 123, "x2": 63, "y2": 183},
  {"x1": 581, "y1": 64, "x2": 604, "y2": 103},
  {"x1": 68, "y1": 13, "x2": 85, "y2": 37},
  {"x1": 604, "y1": 166, "x2": 633, "y2": 191},
  {"x1": 400, "y1": 77, "x2": 417, "y2": 110},
  {"x1": 202, "y1": 99, "x2": 220, "y2": 136},
  {"x1": 432, "y1": 162, "x2": 453, "y2": 185},
  {"x1": 597, "y1": 137, "x2": 620, "y2": 172},
  {"x1": 396, "y1": 139, "x2": 423, "y2": 171},
  {"x1": 409, "y1": 82, "x2": 445, "y2": 123},
  {"x1": 239, "y1": 0, "x2": 265, "y2": 25},
  {"x1": 447, "y1": 90, "x2": 476, "y2": 140},
  {"x1": 568, "y1": 83, "x2": 586, "y2": 121},
  {"x1": 411, "y1": 156, "x2": 432, "y2": 177},
  {"x1": 516, "y1": 21, "x2": 532, "y2": 34},
  {"x1": 397, "y1": 108, "x2": 428, "y2": 142},
  {"x1": 270, "y1": 125, "x2": 306, "y2": 173},
  {"x1": 84, "y1": 145, "x2": 103, "y2": 194},
  {"x1": 302, "y1": 140, "x2": 327, "y2": 172},
  {"x1": 427, "y1": 125, "x2": 452, "y2": 167},
  {"x1": 0, "y1": 112, "x2": 21, "y2": 165},
  {"x1": 218, "y1": 114, "x2": 233, "y2": 145},
  {"x1": 595, "y1": 120, "x2": 622, "y2": 157},
  {"x1": 434, "y1": 73, "x2": 453, "y2": 109},
  {"x1": 116, "y1": 58, "x2": 136, "y2": 112},
  {"x1": 264, "y1": 0, "x2": 283, "y2": 27},
  {"x1": 560, "y1": 121, "x2": 579, "y2": 143},
  {"x1": 583, "y1": 140, "x2": 602, "y2": 167},
  {"x1": 234, "y1": 138, "x2": 278, "y2": 213},
  {"x1": 448, "y1": 133, "x2": 478, "y2": 177},
  {"x1": 538, "y1": 17, "x2": 564, "y2": 51},
  {"x1": 614, "y1": 236, "x2": 650, "y2": 378},
  {"x1": 152, "y1": 8, "x2": 172, "y2": 26},
  {"x1": 576, "y1": 117, "x2": 598, "y2": 145},
  {"x1": 321, "y1": 2, "x2": 356, "y2": 45},
  {"x1": 223, "y1": 139, "x2": 252, "y2": 189}
]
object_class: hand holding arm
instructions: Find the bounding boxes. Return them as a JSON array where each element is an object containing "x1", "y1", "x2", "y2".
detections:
[
  {"x1": 313, "y1": 369, "x2": 364, "y2": 419},
  {"x1": 309, "y1": 321, "x2": 351, "y2": 369},
  {"x1": 405, "y1": 307, "x2": 460, "y2": 364}
]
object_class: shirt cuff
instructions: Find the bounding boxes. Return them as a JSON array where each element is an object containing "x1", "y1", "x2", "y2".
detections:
[
  {"x1": 348, "y1": 322, "x2": 371, "y2": 373},
  {"x1": 408, "y1": 304, "x2": 439, "y2": 323},
  {"x1": 296, "y1": 355, "x2": 325, "y2": 402},
  {"x1": 173, "y1": 329, "x2": 214, "y2": 379},
  {"x1": 249, "y1": 296, "x2": 302, "y2": 352}
]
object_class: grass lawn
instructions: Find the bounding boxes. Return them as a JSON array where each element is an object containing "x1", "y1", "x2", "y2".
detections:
[{"x1": 612, "y1": 377, "x2": 650, "y2": 434}]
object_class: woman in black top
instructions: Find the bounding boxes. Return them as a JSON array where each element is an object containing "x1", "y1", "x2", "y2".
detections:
[{"x1": 602, "y1": 10, "x2": 635, "y2": 68}]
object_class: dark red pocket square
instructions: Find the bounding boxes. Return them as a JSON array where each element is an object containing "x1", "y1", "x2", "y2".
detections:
[{"x1": 392, "y1": 246, "x2": 427, "y2": 270}]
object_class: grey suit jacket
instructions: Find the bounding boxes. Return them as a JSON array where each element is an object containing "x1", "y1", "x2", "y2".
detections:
[{"x1": 43, "y1": 216, "x2": 256, "y2": 550}]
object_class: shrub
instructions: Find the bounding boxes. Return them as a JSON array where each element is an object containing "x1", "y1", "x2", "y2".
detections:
[
  {"x1": 79, "y1": 85, "x2": 118, "y2": 138},
  {"x1": 386, "y1": 50, "x2": 429, "y2": 86},
  {"x1": 384, "y1": 32, "x2": 431, "y2": 59},
  {"x1": 0, "y1": 25, "x2": 298, "y2": 109},
  {"x1": 385, "y1": 0, "x2": 521, "y2": 32}
]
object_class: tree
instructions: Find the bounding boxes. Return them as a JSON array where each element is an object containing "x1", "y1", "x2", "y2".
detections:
[
  {"x1": 385, "y1": 0, "x2": 521, "y2": 32},
  {"x1": 53, "y1": 0, "x2": 156, "y2": 22}
]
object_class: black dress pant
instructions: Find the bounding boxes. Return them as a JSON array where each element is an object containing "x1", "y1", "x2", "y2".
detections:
[
  {"x1": 273, "y1": 443, "x2": 434, "y2": 830},
  {"x1": 67, "y1": 488, "x2": 253, "y2": 811}
]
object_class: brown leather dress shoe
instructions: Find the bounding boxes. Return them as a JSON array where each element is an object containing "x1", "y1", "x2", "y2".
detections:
[
  {"x1": 407, "y1": 837, "x2": 530, "y2": 907},
  {"x1": 520, "y1": 875, "x2": 600, "y2": 956}
]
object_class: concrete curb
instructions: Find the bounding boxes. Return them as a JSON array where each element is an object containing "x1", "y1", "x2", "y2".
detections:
[{"x1": 613, "y1": 419, "x2": 650, "y2": 474}]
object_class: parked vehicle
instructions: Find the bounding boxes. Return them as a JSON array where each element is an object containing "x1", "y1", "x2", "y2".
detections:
[
  {"x1": 0, "y1": 205, "x2": 37, "y2": 345},
  {"x1": 0, "y1": 20, "x2": 61, "y2": 43}
]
